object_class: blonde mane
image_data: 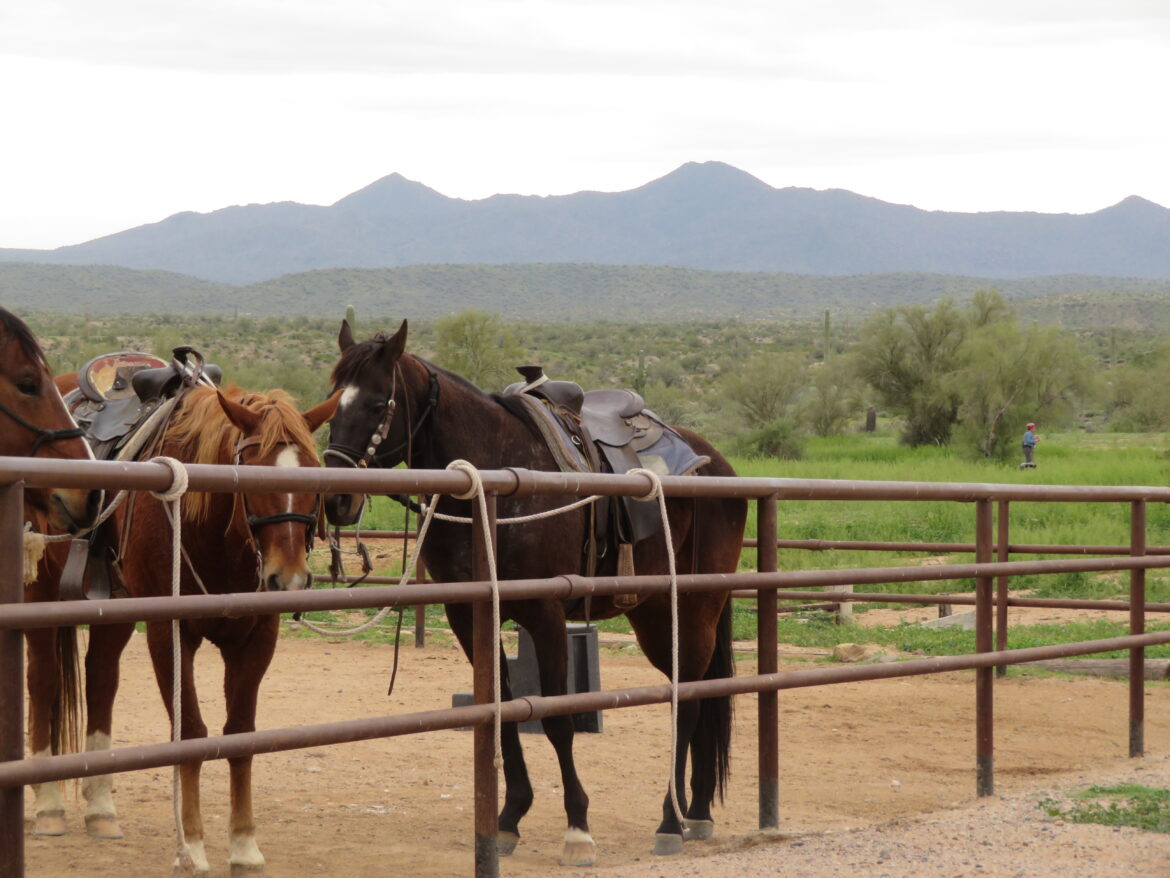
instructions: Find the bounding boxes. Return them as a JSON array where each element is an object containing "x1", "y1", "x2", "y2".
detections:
[{"x1": 165, "y1": 385, "x2": 319, "y2": 521}]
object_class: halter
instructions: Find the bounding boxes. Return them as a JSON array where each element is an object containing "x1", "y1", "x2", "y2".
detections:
[
  {"x1": 0, "y1": 398, "x2": 84, "y2": 456},
  {"x1": 232, "y1": 435, "x2": 321, "y2": 552},
  {"x1": 324, "y1": 364, "x2": 440, "y2": 470}
]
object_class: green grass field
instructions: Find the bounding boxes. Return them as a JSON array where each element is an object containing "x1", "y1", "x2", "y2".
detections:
[{"x1": 304, "y1": 430, "x2": 1170, "y2": 658}]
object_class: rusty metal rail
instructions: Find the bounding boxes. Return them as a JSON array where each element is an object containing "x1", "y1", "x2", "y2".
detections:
[{"x1": 2, "y1": 456, "x2": 1168, "y2": 877}]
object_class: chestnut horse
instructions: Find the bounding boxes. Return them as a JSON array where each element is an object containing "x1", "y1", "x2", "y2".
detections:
[
  {"x1": 322, "y1": 320, "x2": 747, "y2": 866},
  {"x1": 29, "y1": 383, "x2": 337, "y2": 877},
  {"x1": 0, "y1": 308, "x2": 101, "y2": 840}
]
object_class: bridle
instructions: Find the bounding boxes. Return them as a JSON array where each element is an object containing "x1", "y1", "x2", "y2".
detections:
[
  {"x1": 0, "y1": 398, "x2": 84, "y2": 456},
  {"x1": 324, "y1": 364, "x2": 441, "y2": 470},
  {"x1": 233, "y1": 435, "x2": 321, "y2": 553}
]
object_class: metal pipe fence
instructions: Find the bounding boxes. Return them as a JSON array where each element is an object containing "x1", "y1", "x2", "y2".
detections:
[{"x1": 2, "y1": 456, "x2": 1168, "y2": 877}]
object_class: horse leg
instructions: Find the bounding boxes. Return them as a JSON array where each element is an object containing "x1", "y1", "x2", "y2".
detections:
[
  {"x1": 26, "y1": 626, "x2": 67, "y2": 835},
  {"x1": 219, "y1": 615, "x2": 278, "y2": 878},
  {"x1": 445, "y1": 603, "x2": 538, "y2": 860},
  {"x1": 628, "y1": 593, "x2": 728, "y2": 856},
  {"x1": 145, "y1": 621, "x2": 211, "y2": 877},
  {"x1": 81, "y1": 621, "x2": 135, "y2": 839},
  {"x1": 512, "y1": 602, "x2": 595, "y2": 867}
]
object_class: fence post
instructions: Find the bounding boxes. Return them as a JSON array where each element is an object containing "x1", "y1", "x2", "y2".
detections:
[
  {"x1": 756, "y1": 495, "x2": 779, "y2": 829},
  {"x1": 415, "y1": 504, "x2": 427, "y2": 648},
  {"x1": 0, "y1": 482, "x2": 25, "y2": 878},
  {"x1": 1130, "y1": 500, "x2": 1146, "y2": 758},
  {"x1": 472, "y1": 492, "x2": 500, "y2": 878},
  {"x1": 975, "y1": 498, "x2": 995, "y2": 797},
  {"x1": 995, "y1": 500, "x2": 1010, "y2": 678}
]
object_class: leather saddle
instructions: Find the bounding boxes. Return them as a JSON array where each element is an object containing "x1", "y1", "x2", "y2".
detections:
[
  {"x1": 59, "y1": 347, "x2": 222, "y2": 601},
  {"x1": 501, "y1": 366, "x2": 710, "y2": 602}
]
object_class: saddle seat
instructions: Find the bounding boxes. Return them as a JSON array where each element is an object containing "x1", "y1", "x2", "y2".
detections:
[{"x1": 500, "y1": 366, "x2": 711, "y2": 611}]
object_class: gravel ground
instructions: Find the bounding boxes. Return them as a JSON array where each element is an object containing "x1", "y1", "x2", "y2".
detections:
[{"x1": 580, "y1": 753, "x2": 1170, "y2": 878}]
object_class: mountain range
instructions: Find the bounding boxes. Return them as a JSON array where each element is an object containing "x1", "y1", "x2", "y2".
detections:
[{"x1": 2, "y1": 162, "x2": 1168, "y2": 285}]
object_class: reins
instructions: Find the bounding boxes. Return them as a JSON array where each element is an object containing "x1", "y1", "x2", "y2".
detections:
[{"x1": 0, "y1": 398, "x2": 85, "y2": 456}]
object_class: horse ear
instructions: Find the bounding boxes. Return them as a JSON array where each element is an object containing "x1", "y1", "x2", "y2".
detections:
[
  {"x1": 384, "y1": 319, "x2": 408, "y2": 361},
  {"x1": 339, "y1": 320, "x2": 355, "y2": 352},
  {"x1": 303, "y1": 390, "x2": 341, "y2": 434},
  {"x1": 217, "y1": 391, "x2": 261, "y2": 434}
]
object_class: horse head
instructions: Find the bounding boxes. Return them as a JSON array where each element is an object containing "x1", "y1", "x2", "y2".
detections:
[
  {"x1": 0, "y1": 308, "x2": 100, "y2": 532},
  {"x1": 213, "y1": 388, "x2": 339, "y2": 591},
  {"x1": 322, "y1": 319, "x2": 411, "y2": 526}
]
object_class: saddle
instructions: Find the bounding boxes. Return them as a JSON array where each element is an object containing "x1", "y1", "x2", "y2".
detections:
[
  {"x1": 59, "y1": 347, "x2": 223, "y2": 601},
  {"x1": 500, "y1": 366, "x2": 710, "y2": 609}
]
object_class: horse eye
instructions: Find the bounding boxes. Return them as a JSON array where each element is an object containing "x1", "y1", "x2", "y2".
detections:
[{"x1": 16, "y1": 378, "x2": 38, "y2": 396}]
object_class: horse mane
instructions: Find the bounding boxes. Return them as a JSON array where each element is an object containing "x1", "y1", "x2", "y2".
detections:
[
  {"x1": 0, "y1": 307, "x2": 48, "y2": 366},
  {"x1": 166, "y1": 384, "x2": 318, "y2": 521}
]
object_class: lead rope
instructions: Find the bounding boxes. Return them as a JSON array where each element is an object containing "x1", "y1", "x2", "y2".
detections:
[
  {"x1": 296, "y1": 492, "x2": 603, "y2": 639},
  {"x1": 627, "y1": 467, "x2": 685, "y2": 827},
  {"x1": 148, "y1": 456, "x2": 197, "y2": 876},
  {"x1": 444, "y1": 460, "x2": 505, "y2": 770}
]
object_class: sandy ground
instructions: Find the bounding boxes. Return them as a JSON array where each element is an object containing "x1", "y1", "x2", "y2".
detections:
[{"x1": 19, "y1": 608, "x2": 1170, "y2": 878}]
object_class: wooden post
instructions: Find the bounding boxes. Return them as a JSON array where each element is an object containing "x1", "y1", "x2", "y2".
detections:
[
  {"x1": 472, "y1": 492, "x2": 500, "y2": 878},
  {"x1": 1130, "y1": 500, "x2": 1146, "y2": 758},
  {"x1": 975, "y1": 499, "x2": 995, "y2": 797},
  {"x1": 0, "y1": 482, "x2": 25, "y2": 878},
  {"x1": 756, "y1": 495, "x2": 779, "y2": 829}
]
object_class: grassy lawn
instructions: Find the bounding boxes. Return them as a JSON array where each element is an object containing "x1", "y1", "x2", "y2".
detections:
[{"x1": 300, "y1": 430, "x2": 1170, "y2": 658}]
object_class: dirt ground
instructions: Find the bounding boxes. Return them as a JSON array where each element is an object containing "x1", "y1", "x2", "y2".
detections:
[{"x1": 20, "y1": 605, "x2": 1170, "y2": 878}]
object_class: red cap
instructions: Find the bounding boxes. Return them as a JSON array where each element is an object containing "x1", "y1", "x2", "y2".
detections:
[{"x1": 1026, "y1": 423, "x2": 1035, "y2": 429}]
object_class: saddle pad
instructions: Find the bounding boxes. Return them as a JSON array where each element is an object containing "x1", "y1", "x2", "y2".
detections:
[{"x1": 509, "y1": 394, "x2": 592, "y2": 473}]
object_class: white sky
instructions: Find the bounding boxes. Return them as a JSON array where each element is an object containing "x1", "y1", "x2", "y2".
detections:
[{"x1": 2, "y1": 1, "x2": 1168, "y2": 250}]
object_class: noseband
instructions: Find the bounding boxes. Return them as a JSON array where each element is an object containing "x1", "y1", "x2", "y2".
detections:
[
  {"x1": 0, "y1": 399, "x2": 84, "y2": 456},
  {"x1": 233, "y1": 435, "x2": 320, "y2": 551},
  {"x1": 324, "y1": 365, "x2": 440, "y2": 470}
]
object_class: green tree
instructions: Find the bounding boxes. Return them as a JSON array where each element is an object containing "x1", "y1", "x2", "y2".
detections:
[
  {"x1": 854, "y1": 300, "x2": 966, "y2": 446},
  {"x1": 433, "y1": 310, "x2": 522, "y2": 389},
  {"x1": 724, "y1": 353, "x2": 806, "y2": 429},
  {"x1": 800, "y1": 357, "x2": 860, "y2": 437},
  {"x1": 947, "y1": 291, "x2": 1097, "y2": 458}
]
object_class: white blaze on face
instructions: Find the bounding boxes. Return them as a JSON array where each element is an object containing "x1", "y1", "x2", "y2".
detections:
[
  {"x1": 260, "y1": 444, "x2": 312, "y2": 590},
  {"x1": 339, "y1": 384, "x2": 360, "y2": 411}
]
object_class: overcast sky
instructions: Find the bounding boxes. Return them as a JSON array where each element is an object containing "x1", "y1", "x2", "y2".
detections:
[{"x1": 2, "y1": 1, "x2": 1167, "y2": 250}]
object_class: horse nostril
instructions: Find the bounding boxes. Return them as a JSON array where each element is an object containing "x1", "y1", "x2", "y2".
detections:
[{"x1": 265, "y1": 573, "x2": 281, "y2": 592}]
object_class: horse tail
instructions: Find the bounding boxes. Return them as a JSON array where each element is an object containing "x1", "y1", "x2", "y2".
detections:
[
  {"x1": 698, "y1": 597, "x2": 734, "y2": 802},
  {"x1": 52, "y1": 627, "x2": 83, "y2": 758}
]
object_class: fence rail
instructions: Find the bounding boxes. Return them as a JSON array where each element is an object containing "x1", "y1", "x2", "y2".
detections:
[{"x1": 1, "y1": 456, "x2": 1167, "y2": 877}]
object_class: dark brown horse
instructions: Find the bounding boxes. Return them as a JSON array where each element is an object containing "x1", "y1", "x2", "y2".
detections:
[
  {"x1": 29, "y1": 383, "x2": 337, "y2": 876},
  {"x1": 1, "y1": 308, "x2": 101, "y2": 839},
  {"x1": 322, "y1": 320, "x2": 747, "y2": 866}
]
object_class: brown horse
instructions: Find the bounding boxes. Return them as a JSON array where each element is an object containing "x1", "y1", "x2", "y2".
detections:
[
  {"x1": 322, "y1": 320, "x2": 747, "y2": 866},
  {"x1": 30, "y1": 383, "x2": 337, "y2": 876},
  {"x1": 0, "y1": 308, "x2": 98, "y2": 529},
  {"x1": 0, "y1": 308, "x2": 102, "y2": 840}
]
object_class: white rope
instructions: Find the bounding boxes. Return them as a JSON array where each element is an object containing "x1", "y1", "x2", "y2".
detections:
[
  {"x1": 627, "y1": 466, "x2": 685, "y2": 827},
  {"x1": 295, "y1": 491, "x2": 601, "y2": 637},
  {"x1": 445, "y1": 460, "x2": 505, "y2": 771},
  {"x1": 148, "y1": 456, "x2": 197, "y2": 875}
]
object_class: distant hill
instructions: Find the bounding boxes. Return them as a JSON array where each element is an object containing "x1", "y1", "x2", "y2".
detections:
[
  {"x1": 6, "y1": 261, "x2": 1170, "y2": 327},
  {"x1": 2, "y1": 162, "x2": 1168, "y2": 284}
]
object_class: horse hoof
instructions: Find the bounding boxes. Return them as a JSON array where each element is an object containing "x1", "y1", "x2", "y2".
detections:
[
  {"x1": 683, "y1": 818, "x2": 714, "y2": 841},
  {"x1": 33, "y1": 810, "x2": 66, "y2": 836},
  {"x1": 558, "y1": 828, "x2": 596, "y2": 867},
  {"x1": 229, "y1": 864, "x2": 266, "y2": 878},
  {"x1": 85, "y1": 813, "x2": 124, "y2": 839},
  {"x1": 497, "y1": 831, "x2": 520, "y2": 856},
  {"x1": 652, "y1": 832, "x2": 684, "y2": 856}
]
